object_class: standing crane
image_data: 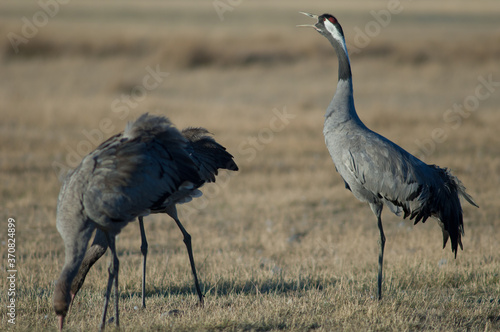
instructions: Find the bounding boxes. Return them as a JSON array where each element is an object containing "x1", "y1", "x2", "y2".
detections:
[
  {"x1": 298, "y1": 12, "x2": 478, "y2": 300},
  {"x1": 68, "y1": 127, "x2": 238, "y2": 309},
  {"x1": 53, "y1": 113, "x2": 237, "y2": 331}
]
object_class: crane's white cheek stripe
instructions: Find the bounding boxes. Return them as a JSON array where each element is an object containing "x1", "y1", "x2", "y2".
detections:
[
  {"x1": 324, "y1": 19, "x2": 341, "y2": 41},
  {"x1": 324, "y1": 19, "x2": 350, "y2": 63}
]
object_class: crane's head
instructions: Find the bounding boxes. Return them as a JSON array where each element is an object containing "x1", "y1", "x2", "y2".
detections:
[
  {"x1": 53, "y1": 279, "x2": 74, "y2": 331},
  {"x1": 297, "y1": 12, "x2": 345, "y2": 43},
  {"x1": 297, "y1": 12, "x2": 351, "y2": 80}
]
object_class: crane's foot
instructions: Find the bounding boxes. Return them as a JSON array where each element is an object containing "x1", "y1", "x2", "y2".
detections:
[{"x1": 196, "y1": 295, "x2": 205, "y2": 308}]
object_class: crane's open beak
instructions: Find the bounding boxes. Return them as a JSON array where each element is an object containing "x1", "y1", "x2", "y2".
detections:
[{"x1": 296, "y1": 12, "x2": 319, "y2": 29}]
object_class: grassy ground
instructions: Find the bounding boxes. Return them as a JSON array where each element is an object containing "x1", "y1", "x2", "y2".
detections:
[{"x1": 1, "y1": 0, "x2": 499, "y2": 331}]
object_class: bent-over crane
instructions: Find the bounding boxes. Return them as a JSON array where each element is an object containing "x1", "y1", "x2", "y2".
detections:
[
  {"x1": 53, "y1": 114, "x2": 237, "y2": 331},
  {"x1": 68, "y1": 127, "x2": 238, "y2": 309}
]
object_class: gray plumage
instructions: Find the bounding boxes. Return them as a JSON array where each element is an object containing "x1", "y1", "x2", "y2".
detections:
[
  {"x1": 53, "y1": 113, "x2": 238, "y2": 331},
  {"x1": 299, "y1": 12, "x2": 478, "y2": 300},
  {"x1": 68, "y1": 125, "x2": 238, "y2": 310}
]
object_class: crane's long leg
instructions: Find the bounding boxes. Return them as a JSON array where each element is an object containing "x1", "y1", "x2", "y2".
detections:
[
  {"x1": 376, "y1": 214, "x2": 386, "y2": 301},
  {"x1": 100, "y1": 234, "x2": 120, "y2": 332},
  {"x1": 166, "y1": 206, "x2": 204, "y2": 305},
  {"x1": 369, "y1": 203, "x2": 385, "y2": 301},
  {"x1": 174, "y1": 217, "x2": 204, "y2": 305},
  {"x1": 113, "y1": 246, "x2": 120, "y2": 329},
  {"x1": 138, "y1": 216, "x2": 148, "y2": 308}
]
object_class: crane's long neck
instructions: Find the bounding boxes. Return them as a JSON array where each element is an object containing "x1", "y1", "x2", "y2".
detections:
[{"x1": 325, "y1": 34, "x2": 362, "y2": 125}]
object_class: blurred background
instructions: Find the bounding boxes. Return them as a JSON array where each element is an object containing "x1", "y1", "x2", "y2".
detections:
[{"x1": 0, "y1": 0, "x2": 499, "y2": 329}]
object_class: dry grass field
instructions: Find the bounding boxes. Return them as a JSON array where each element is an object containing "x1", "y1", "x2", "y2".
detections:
[{"x1": 1, "y1": 0, "x2": 499, "y2": 331}]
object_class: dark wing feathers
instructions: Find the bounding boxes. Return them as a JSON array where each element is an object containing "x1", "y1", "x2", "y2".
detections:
[{"x1": 182, "y1": 127, "x2": 239, "y2": 183}]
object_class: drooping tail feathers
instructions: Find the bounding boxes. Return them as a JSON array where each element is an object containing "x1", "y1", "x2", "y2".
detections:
[
  {"x1": 181, "y1": 127, "x2": 239, "y2": 182},
  {"x1": 432, "y1": 167, "x2": 478, "y2": 258},
  {"x1": 452, "y1": 172, "x2": 479, "y2": 209}
]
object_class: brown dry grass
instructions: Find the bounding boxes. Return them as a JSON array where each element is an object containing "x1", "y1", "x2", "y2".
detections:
[{"x1": 1, "y1": 0, "x2": 499, "y2": 331}]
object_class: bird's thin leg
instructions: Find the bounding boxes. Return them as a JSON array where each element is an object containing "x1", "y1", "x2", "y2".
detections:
[
  {"x1": 167, "y1": 206, "x2": 204, "y2": 305},
  {"x1": 138, "y1": 216, "x2": 148, "y2": 308},
  {"x1": 369, "y1": 203, "x2": 385, "y2": 301},
  {"x1": 175, "y1": 217, "x2": 204, "y2": 305},
  {"x1": 113, "y1": 249, "x2": 119, "y2": 328},
  {"x1": 377, "y1": 214, "x2": 386, "y2": 301},
  {"x1": 100, "y1": 234, "x2": 119, "y2": 331}
]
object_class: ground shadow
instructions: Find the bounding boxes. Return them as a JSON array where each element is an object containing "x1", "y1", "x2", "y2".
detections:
[{"x1": 123, "y1": 274, "x2": 339, "y2": 301}]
